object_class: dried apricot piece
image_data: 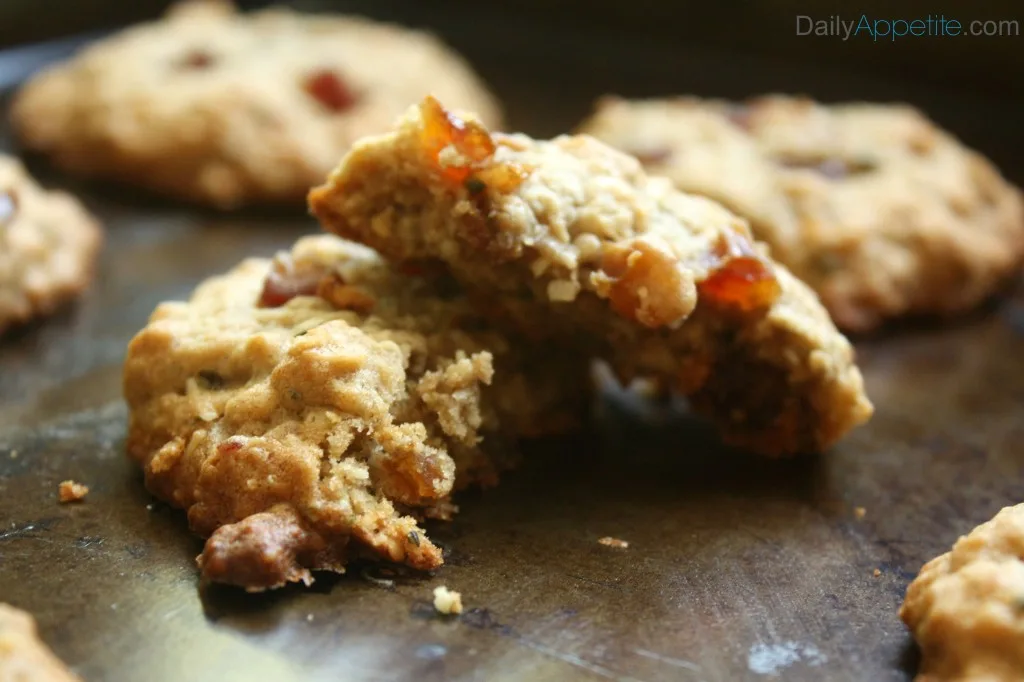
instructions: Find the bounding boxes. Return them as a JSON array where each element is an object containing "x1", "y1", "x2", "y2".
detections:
[
  {"x1": 419, "y1": 96, "x2": 495, "y2": 185},
  {"x1": 697, "y1": 232, "x2": 780, "y2": 311}
]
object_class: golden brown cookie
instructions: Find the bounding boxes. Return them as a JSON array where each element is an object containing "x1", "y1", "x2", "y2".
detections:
[
  {"x1": 580, "y1": 96, "x2": 1024, "y2": 332},
  {"x1": 11, "y1": 0, "x2": 501, "y2": 209},
  {"x1": 310, "y1": 97, "x2": 872, "y2": 456},
  {"x1": 0, "y1": 155, "x2": 102, "y2": 334},
  {"x1": 900, "y1": 503, "x2": 1024, "y2": 682},
  {"x1": 0, "y1": 604, "x2": 81, "y2": 682},
  {"x1": 123, "y1": 235, "x2": 587, "y2": 590}
]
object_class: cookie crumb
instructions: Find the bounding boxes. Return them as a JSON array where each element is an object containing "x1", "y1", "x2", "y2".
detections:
[
  {"x1": 854, "y1": 507, "x2": 866, "y2": 520},
  {"x1": 58, "y1": 480, "x2": 89, "y2": 503},
  {"x1": 433, "y1": 586, "x2": 463, "y2": 615},
  {"x1": 598, "y1": 536, "x2": 629, "y2": 549},
  {"x1": 9, "y1": 450, "x2": 17, "y2": 459},
  {"x1": 873, "y1": 568, "x2": 881, "y2": 578}
]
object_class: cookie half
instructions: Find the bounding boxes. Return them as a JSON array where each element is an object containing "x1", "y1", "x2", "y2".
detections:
[
  {"x1": 123, "y1": 235, "x2": 587, "y2": 590},
  {"x1": 310, "y1": 98, "x2": 872, "y2": 456},
  {"x1": 0, "y1": 604, "x2": 81, "y2": 682},
  {"x1": 0, "y1": 155, "x2": 102, "y2": 334},
  {"x1": 900, "y1": 503, "x2": 1024, "y2": 682},
  {"x1": 11, "y1": 0, "x2": 502, "y2": 209},
  {"x1": 580, "y1": 96, "x2": 1024, "y2": 331}
]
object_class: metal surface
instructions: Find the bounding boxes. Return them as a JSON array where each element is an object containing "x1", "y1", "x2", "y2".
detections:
[{"x1": 1, "y1": 34, "x2": 1024, "y2": 682}]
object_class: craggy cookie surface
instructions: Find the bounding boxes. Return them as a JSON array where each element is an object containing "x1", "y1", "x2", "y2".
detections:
[
  {"x1": 0, "y1": 155, "x2": 101, "y2": 334},
  {"x1": 123, "y1": 235, "x2": 586, "y2": 590},
  {"x1": 11, "y1": 0, "x2": 501, "y2": 209},
  {"x1": 581, "y1": 96, "x2": 1024, "y2": 331},
  {"x1": 310, "y1": 98, "x2": 872, "y2": 456},
  {"x1": 0, "y1": 604, "x2": 81, "y2": 682},
  {"x1": 900, "y1": 504, "x2": 1024, "y2": 682}
]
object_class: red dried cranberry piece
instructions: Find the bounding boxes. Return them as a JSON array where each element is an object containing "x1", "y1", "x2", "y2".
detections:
[
  {"x1": 724, "y1": 104, "x2": 753, "y2": 131},
  {"x1": 258, "y1": 269, "x2": 322, "y2": 308},
  {"x1": 304, "y1": 69, "x2": 358, "y2": 112},
  {"x1": 178, "y1": 50, "x2": 216, "y2": 70},
  {"x1": 629, "y1": 146, "x2": 673, "y2": 166}
]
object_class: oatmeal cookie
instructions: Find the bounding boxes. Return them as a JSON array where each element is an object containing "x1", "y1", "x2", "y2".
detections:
[
  {"x1": 0, "y1": 604, "x2": 81, "y2": 681},
  {"x1": 0, "y1": 155, "x2": 102, "y2": 334},
  {"x1": 123, "y1": 235, "x2": 586, "y2": 590},
  {"x1": 10, "y1": 0, "x2": 501, "y2": 209},
  {"x1": 580, "y1": 96, "x2": 1024, "y2": 332},
  {"x1": 900, "y1": 504, "x2": 1024, "y2": 682},
  {"x1": 310, "y1": 98, "x2": 872, "y2": 456}
]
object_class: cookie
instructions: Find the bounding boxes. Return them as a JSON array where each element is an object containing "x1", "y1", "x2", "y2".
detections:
[
  {"x1": 0, "y1": 155, "x2": 102, "y2": 334},
  {"x1": 10, "y1": 0, "x2": 501, "y2": 209},
  {"x1": 310, "y1": 97, "x2": 873, "y2": 456},
  {"x1": 900, "y1": 503, "x2": 1024, "y2": 682},
  {"x1": 123, "y1": 235, "x2": 587, "y2": 591},
  {"x1": 0, "y1": 604, "x2": 81, "y2": 681},
  {"x1": 580, "y1": 96, "x2": 1024, "y2": 332}
]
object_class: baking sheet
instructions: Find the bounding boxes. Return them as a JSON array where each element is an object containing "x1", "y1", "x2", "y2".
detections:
[{"x1": 1, "y1": 32, "x2": 1024, "y2": 682}]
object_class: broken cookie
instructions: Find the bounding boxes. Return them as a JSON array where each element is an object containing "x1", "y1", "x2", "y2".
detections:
[
  {"x1": 309, "y1": 97, "x2": 873, "y2": 456},
  {"x1": 123, "y1": 235, "x2": 587, "y2": 590}
]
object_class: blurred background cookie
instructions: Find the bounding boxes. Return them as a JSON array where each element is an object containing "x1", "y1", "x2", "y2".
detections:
[
  {"x1": 0, "y1": 604, "x2": 81, "y2": 681},
  {"x1": 8, "y1": 0, "x2": 501, "y2": 209},
  {"x1": 581, "y1": 96, "x2": 1024, "y2": 332},
  {"x1": 0, "y1": 154, "x2": 101, "y2": 334}
]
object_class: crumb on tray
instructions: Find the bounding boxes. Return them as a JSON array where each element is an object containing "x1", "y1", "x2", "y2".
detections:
[
  {"x1": 433, "y1": 586, "x2": 463, "y2": 615},
  {"x1": 873, "y1": 568, "x2": 882, "y2": 578},
  {"x1": 58, "y1": 480, "x2": 89, "y2": 503},
  {"x1": 598, "y1": 536, "x2": 629, "y2": 549},
  {"x1": 854, "y1": 506, "x2": 866, "y2": 520}
]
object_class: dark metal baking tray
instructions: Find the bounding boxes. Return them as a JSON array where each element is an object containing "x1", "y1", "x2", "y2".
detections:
[{"x1": 1, "y1": 23, "x2": 1023, "y2": 682}]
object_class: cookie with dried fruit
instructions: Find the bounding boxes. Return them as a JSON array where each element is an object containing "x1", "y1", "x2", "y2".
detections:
[
  {"x1": 124, "y1": 235, "x2": 587, "y2": 590},
  {"x1": 310, "y1": 98, "x2": 872, "y2": 456},
  {"x1": 11, "y1": 0, "x2": 500, "y2": 209}
]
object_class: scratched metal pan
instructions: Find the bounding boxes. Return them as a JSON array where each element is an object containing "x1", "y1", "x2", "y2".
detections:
[{"x1": 1, "y1": 23, "x2": 1024, "y2": 682}]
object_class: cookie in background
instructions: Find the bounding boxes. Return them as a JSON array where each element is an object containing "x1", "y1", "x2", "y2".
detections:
[
  {"x1": 9, "y1": 0, "x2": 501, "y2": 209},
  {"x1": 580, "y1": 95, "x2": 1024, "y2": 332},
  {"x1": 0, "y1": 155, "x2": 101, "y2": 335}
]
